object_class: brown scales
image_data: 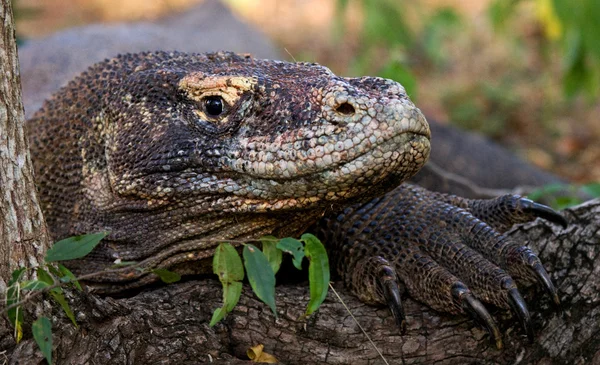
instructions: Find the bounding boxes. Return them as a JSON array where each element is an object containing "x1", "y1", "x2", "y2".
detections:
[{"x1": 27, "y1": 51, "x2": 567, "y2": 349}]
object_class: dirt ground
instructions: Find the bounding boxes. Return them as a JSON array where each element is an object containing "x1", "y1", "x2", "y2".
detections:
[{"x1": 14, "y1": 0, "x2": 600, "y2": 183}]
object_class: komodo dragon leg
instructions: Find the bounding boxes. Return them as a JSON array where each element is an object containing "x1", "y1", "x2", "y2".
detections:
[{"x1": 314, "y1": 183, "x2": 566, "y2": 349}]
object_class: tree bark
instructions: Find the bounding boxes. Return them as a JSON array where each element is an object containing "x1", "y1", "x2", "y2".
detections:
[
  {"x1": 5, "y1": 199, "x2": 600, "y2": 365},
  {"x1": 0, "y1": 0, "x2": 50, "y2": 284},
  {"x1": 0, "y1": 0, "x2": 51, "y2": 357}
]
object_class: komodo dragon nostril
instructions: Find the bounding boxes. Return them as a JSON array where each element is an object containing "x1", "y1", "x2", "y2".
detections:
[{"x1": 335, "y1": 102, "x2": 355, "y2": 115}]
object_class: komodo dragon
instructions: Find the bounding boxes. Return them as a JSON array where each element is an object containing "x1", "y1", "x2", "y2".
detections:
[{"x1": 28, "y1": 51, "x2": 567, "y2": 349}]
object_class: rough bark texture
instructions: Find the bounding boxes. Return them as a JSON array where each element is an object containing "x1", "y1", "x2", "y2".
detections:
[
  {"x1": 0, "y1": 0, "x2": 51, "y2": 359},
  {"x1": 0, "y1": 0, "x2": 50, "y2": 283},
  {"x1": 5, "y1": 199, "x2": 600, "y2": 365}
]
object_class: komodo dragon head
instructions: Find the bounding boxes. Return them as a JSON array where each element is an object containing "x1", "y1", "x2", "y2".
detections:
[{"x1": 28, "y1": 51, "x2": 430, "y2": 287}]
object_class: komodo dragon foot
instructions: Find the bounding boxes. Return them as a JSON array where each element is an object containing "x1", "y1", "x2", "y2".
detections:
[{"x1": 314, "y1": 183, "x2": 567, "y2": 349}]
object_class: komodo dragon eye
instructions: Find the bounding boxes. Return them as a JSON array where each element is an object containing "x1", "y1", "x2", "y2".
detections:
[{"x1": 203, "y1": 96, "x2": 225, "y2": 116}]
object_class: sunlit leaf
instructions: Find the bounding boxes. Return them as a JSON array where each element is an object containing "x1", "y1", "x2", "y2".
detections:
[
  {"x1": 32, "y1": 317, "x2": 52, "y2": 364},
  {"x1": 276, "y1": 237, "x2": 304, "y2": 270},
  {"x1": 301, "y1": 234, "x2": 330, "y2": 315},
  {"x1": 260, "y1": 236, "x2": 282, "y2": 274},
  {"x1": 243, "y1": 245, "x2": 277, "y2": 317},
  {"x1": 45, "y1": 232, "x2": 107, "y2": 262},
  {"x1": 152, "y1": 269, "x2": 181, "y2": 284},
  {"x1": 536, "y1": 0, "x2": 563, "y2": 40}
]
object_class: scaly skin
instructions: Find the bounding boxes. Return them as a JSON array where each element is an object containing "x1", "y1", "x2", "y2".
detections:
[
  {"x1": 29, "y1": 51, "x2": 430, "y2": 283},
  {"x1": 28, "y1": 51, "x2": 565, "y2": 347}
]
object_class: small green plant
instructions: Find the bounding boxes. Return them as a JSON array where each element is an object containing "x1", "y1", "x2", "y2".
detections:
[
  {"x1": 3, "y1": 232, "x2": 330, "y2": 363},
  {"x1": 5, "y1": 233, "x2": 108, "y2": 364},
  {"x1": 210, "y1": 233, "x2": 330, "y2": 326}
]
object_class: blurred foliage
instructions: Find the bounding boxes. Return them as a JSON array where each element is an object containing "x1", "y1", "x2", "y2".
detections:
[
  {"x1": 490, "y1": 0, "x2": 600, "y2": 99},
  {"x1": 334, "y1": 0, "x2": 463, "y2": 101},
  {"x1": 11, "y1": 0, "x2": 40, "y2": 45},
  {"x1": 337, "y1": 0, "x2": 598, "y2": 138},
  {"x1": 442, "y1": 80, "x2": 520, "y2": 138},
  {"x1": 529, "y1": 182, "x2": 600, "y2": 209}
]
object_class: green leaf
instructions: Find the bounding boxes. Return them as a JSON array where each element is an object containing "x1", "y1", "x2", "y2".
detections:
[
  {"x1": 301, "y1": 234, "x2": 330, "y2": 316},
  {"x1": 210, "y1": 244, "x2": 245, "y2": 326},
  {"x1": 209, "y1": 307, "x2": 226, "y2": 327},
  {"x1": 7, "y1": 268, "x2": 25, "y2": 343},
  {"x1": 46, "y1": 265, "x2": 62, "y2": 279},
  {"x1": 224, "y1": 281, "x2": 243, "y2": 313},
  {"x1": 276, "y1": 237, "x2": 305, "y2": 270},
  {"x1": 37, "y1": 267, "x2": 55, "y2": 285},
  {"x1": 9, "y1": 268, "x2": 26, "y2": 284},
  {"x1": 49, "y1": 290, "x2": 77, "y2": 327},
  {"x1": 213, "y1": 243, "x2": 244, "y2": 284},
  {"x1": 243, "y1": 244, "x2": 277, "y2": 317},
  {"x1": 58, "y1": 264, "x2": 82, "y2": 291},
  {"x1": 32, "y1": 317, "x2": 52, "y2": 364},
  {"x1": 260, "y1": 236, "x2": 283, "y2": 274},
  {"x1": 209, "y1": 281, "x2": 243, "y2": 326},
  {"x1": 45, "y1": 232, "x2": 107, "y2": 262},
  {"x1": 152, "y1": 269, "x2": 182, "y2": 284},
  {"x1": 21, "y1": 280, "x2": 50, "y2": 291}
]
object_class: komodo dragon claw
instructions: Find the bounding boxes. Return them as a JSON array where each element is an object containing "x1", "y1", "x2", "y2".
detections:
[
  {"x1": 521, "y1": 199, "x2": 568, "y2": 228},
  {"x1": 507, "y1": 288, "x2": 534, "y2": 342},
  {"x1": 453, "y1": 283, "x2": 502, "y2": 349},
  {"x1": 314, "y1": 183, "x2": 566, "y2": 349}
]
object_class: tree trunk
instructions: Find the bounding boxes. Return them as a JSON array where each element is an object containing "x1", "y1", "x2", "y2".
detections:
[
  {"x1": 5, "y1": 199, "x2": 600, "y2": 364},
  {"x1": 0, "y1": 0, "x2": 51, "y2": 355},
  {"x1": 0, "y1": 0, "x2": 50, "y2": 283}
]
